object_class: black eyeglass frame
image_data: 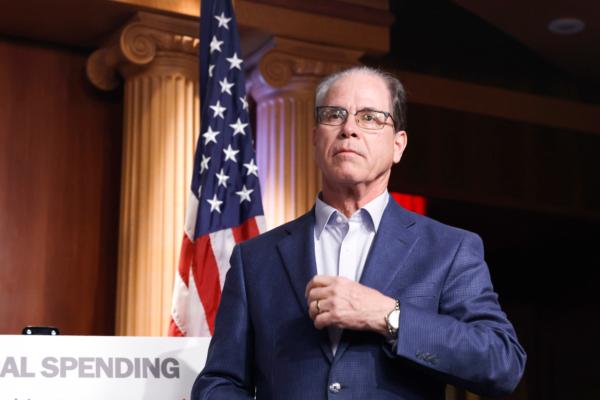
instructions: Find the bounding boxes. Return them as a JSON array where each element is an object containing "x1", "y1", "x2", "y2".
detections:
[{"x1": 315, "y1": 106, "x2": 396, "y2": 131}]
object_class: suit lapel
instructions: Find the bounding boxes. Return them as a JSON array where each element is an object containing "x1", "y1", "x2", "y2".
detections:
[
  {"x1": 334, "y1": 198, "x2": 419, "y2": 362},
  {"x1": 276, "y1": 210, "x2": 334, "y2": 363},
  {"x1": 359, "y1": 199, "x2": 418, "y2": 293}
]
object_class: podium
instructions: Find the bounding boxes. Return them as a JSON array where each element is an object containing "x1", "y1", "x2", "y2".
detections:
[{"x1": 0, "y1": 335, "x2": 210, "y2": 400}]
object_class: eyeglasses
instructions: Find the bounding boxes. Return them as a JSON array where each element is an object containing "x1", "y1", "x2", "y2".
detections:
[{"x1": 316, "y1": 106, "x2": 395, "y2": 131}]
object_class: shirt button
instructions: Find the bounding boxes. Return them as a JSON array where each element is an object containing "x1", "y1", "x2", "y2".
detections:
[{"x1": 329, "y1": 382, "x2": 341, "y2": 393}]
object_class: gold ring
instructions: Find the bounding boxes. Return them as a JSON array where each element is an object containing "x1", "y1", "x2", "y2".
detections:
[{"x1": 316, "y1": 299, "x2": 321, "y2": 314}]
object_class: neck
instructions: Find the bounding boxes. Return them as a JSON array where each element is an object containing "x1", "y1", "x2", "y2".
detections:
[{"x1": 321, "y1": 176, "x2": 389, "y2": 218}]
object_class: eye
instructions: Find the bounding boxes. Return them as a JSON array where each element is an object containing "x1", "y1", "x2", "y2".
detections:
[
  {"x1": 319, "y1": 108, "x2": 346, "y2": 124},
  {"x1": 360, "y1": 111, "x2": 380, "y2": 123},
  {"x1": 361, "y1": 113, "x2": 375, "y2": 122},
  {"x1": 327, "y1": 110, "x2": 344, "y2": 121}
]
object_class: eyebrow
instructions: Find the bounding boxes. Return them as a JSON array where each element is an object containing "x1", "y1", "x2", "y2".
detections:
[
  {"x1": 356, "y1": 107, "x2": 380, "y2": 112},
  {"x1": 321, "y1": 105, "x2": 389, "y2": 114},
  {"x1": 325, "y1": 106, "x2": 384, "y2": 112}
]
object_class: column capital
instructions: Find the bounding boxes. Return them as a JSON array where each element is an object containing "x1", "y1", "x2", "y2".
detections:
[
  {"x1": 87, "y1": 12, "x2": 199, "y2": 91},
  {"x1": 247, "y1": 37, "x2": 364, "y2": 98}
]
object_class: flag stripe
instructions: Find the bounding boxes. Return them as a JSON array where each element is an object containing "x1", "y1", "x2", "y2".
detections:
[
  {"x1": 208, "y1": 228, "x2": 237, "y2": 290},
  {"x1": 177, "y1": 234, "x2": 194, "y2": 286},
  {"x1": 170, "y1": 237, "x2": 212, "y2": 336},
  {"x1": 168, "y1": 272, "x2": 188, "y2": 337},
  {"x1": 192, "y1": 235, "x2": 222, "y2": 334},
  {"x1": 184, "y1": 190, "x2": 200, "y2": 240},
  {"x1": 231, "y1": 217, "x2": 260, "y2": 243},
  {"x1": 186, "y1": 270, "x2": 212, "y2": 334},
  {"x1": 168, "y1": 318, "x2": 185, "y2": 336}
]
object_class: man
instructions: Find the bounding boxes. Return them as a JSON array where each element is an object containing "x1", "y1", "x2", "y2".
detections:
[{"x1": 193, "y1": 66, "x2": 526, "y2": 399}]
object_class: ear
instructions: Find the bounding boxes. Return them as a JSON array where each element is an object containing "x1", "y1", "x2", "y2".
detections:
[
  {"x1": 312, "y1": 126, "x2": 317, "y2": 146},
  {"x1": 392, "y1": 130, "x2": 407, "y2": 164}
]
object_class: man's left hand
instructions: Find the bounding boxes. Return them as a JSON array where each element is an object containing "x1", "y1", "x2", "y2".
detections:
[{"x1": 305, "y1": 275, "x2": 396, "y2": 336}]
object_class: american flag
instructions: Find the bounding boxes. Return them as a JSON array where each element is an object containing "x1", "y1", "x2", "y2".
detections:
[{"x1": 168, "y1": 0, "x2": 265, "y2": 337}]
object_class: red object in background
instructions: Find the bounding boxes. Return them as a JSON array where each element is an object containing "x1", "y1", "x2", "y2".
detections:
[{"x1": 391, "y1": 192, "x2": 427, "y2": 215}]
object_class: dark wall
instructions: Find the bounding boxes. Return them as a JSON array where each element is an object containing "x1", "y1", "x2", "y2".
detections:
[
  {"x1": 0, "y1": 37, "x2": 122, "y2": 335},
  {"x1": 391, "y1": 103, "x2": 600, "y2": 220}
]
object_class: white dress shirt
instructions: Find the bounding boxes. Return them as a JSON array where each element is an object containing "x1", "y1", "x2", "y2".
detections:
[{"x1": 314, "y1": 190, "x2": 389, "y2": 353}]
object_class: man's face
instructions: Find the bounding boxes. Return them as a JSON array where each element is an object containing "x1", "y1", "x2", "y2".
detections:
[{"x1": 313, "y1": 72, "x2": 407, "y2": 190}]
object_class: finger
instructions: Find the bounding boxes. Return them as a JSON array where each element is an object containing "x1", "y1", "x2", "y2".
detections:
[
  {"x1": 313, "y1": 310, "x2": 327, "y2": 329},
  {"x1": 305, "y1": 275, "x2": 337, "y2": 297},
  {"x1": 313, "y1": 311, "x2": 337, "y2": 330},
  {"x1": 308, "y1": 297, "x2": 329, "y2": 320},
  {"x1": 306, "y1": 286, "x2": 330, "y2": 303},
  {"x1": 313, "y1": 275, "x2": 337, "y2": 285},
  {"x1": 308, "y1": 299, "x2": 319, "y2": 320}
]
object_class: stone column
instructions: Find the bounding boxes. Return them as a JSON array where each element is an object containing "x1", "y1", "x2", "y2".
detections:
[
  {"x1": 87, "y1": 12, "x2": 199, "y2": 336},
  {"x1": 247, "y1": 37, "x2": 363, "y2": 229}
]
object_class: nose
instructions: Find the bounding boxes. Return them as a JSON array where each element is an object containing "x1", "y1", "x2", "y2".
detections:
[{"x1": 339, "y1": 114, "x2": 359, "y2": 139}]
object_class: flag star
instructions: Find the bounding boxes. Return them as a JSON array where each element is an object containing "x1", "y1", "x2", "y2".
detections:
[
  {"x1": 226, "y1": 53, "x2": 243, "y2": 70},
  {"x1": 219, "y1": 77, "x2": 234, "y2": 95},
  {"x1": 229, "y1": 118, "x2": 248, "y2": 136},
  {"x1": 206, "y1": 194, "x2": 223, "y2": 213},
  {"x1": 235, "y1": 185, "x2": 254, "y2": 203},
  {"x1": 200, "y1": 154, "x2": 211, "y2": 173},
  {"x1": 202, "y1": 126, "x2": 220, "y2": 145},
  {"x1": 208, "y1": 64, "x2": 215, "y2": 78},
  {"x1": 240, "y1": 96, "x2": 249, "y2": 111},
  {"x1": 214, "y1": 12, "x2": 231, "y2": 29},
  {"x1": 215, "y1": 168, "x2": 230, "y2": 188},
  {"x1": 209, "y1": 35, "x2": 224, "y2": 53},
  {"x1": 223, "y1": 144, "x2": 240, "y2": 162},
  {"x1": 209, "y1": 100, "x2": 226, "y2": 119},
  {"x1": 243, "y1": 158, "x2": 259, "y2": 177}
]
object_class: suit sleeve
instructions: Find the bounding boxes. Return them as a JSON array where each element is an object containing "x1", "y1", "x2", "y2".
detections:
[
  {"x1": 191, "y1": 245, "x2": 255, "y2": 400},
  {"x1": 391, "y1": 231, "x2": 527, "y2": 398}
]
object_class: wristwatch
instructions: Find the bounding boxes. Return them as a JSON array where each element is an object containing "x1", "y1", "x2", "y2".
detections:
[{"x1": 384, "y1": 300, "x2": 400, "y2": 339}]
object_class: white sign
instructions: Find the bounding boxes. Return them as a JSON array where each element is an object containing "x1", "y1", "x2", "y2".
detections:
[{"x1": 0, "y1": 335, "x2": 210, "y2": 400}]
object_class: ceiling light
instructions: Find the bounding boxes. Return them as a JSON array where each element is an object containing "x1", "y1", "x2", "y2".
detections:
[{"x1": 548, "y1": 18, "x2": 586, "y2": 35}]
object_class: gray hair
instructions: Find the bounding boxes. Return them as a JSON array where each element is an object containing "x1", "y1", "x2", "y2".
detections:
[{"x1": 315, "y1": 66, "x2": 407, "y2": 131}]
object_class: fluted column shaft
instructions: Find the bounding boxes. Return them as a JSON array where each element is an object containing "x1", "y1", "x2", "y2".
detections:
[
  {"x1": 248, "y1": 38, "x2": 363, "y2": 229},
  {"x1": 87, "y1": 12, "x2": 199, "y2": 336},
  {"x1": 252, "y1": 79, "x2": 320, "y2": 227}
]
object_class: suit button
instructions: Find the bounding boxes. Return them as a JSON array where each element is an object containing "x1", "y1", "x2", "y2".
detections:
[{"x1": 329, "y1": 382, "x2": 341, "y2": 393}]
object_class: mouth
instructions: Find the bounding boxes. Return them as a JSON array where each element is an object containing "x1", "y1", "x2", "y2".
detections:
[{"x1": 333, "y1": 148, "x2": 361, "y2": 157}]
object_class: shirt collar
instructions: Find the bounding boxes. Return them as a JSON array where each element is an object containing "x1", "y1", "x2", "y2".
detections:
[
  {"x1": 361, "y1": 190, "x2": 389, "y2": 231},
  {"x1": 314, "y1": 190, "x2": 389, "y2": 238},
  {"x1": 315, "y1": 196, "x2": 338, "y2": 238}
]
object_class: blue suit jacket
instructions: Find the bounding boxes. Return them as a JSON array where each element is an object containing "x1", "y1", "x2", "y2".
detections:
[{"x1": 193, "y1": 198, "x2": 526, "y2": 399}]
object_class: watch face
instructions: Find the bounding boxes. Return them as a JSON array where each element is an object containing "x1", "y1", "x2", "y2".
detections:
[{"x1": 389, "y1": 309, "x2": 400, "y2": 330}]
